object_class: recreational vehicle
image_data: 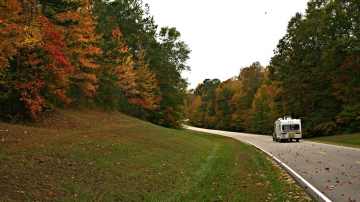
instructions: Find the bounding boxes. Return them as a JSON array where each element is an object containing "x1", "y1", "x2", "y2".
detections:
[{"x1": 272, "y1": 116, "x2": 302, "y2": 142}]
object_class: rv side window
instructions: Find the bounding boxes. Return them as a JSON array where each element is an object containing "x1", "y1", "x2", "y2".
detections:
[{"x1": 282, "y1": 124, "x2": 300, "y2": 130}]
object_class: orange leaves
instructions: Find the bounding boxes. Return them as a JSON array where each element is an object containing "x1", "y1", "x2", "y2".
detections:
[
  {"x1": 52, "y1": 1, "x2": 102, "y2": 102},
  {"x1": 0, "y1": 0, "x2": 25, "y2": 68},
  {"x1": 14, "y1": 80, "x2": 47, "y2": 119},
  {"x1": 0, "y1": 2, "x2": 77, "y2": 119},
  {"x1": 111, "y1": 27, "x2": 123, "y2": 41},
  {"x1": 241, "y1": 181, "x2": 247, "y2": 187}
]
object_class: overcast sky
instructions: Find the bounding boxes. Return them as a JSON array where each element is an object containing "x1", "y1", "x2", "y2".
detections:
[{"x1": 142, "y1": 0, "x2": 310, "y2": 89}]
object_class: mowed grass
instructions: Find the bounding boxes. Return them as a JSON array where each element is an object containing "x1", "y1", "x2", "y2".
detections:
[
  {"x1": 0, "y1": 109, "x2": 311, "y2": 201},
  {"x1": 308, "y1": 133, "x2": 360, "y2": 149}
]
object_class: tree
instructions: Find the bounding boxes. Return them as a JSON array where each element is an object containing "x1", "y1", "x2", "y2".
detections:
[
  {"x1": 249, "y1": 68, "x2": 279, "y2": 134},
  {"x1": 130, "y1": 43, "x2": 159, "y2": 113},
  {"x1": 0, "y1": 0, "x2": 72, "y2": 120},
  {"x1": 187, "y1": 93, "x2": 202, "y2": 126},
  {"x1": 320, "y1": 0, "x2": 360, "y2": 133},
  {"x1": 232, "y1": 62, "x2": 265, "y2": 132},
  {"x1": 269, "y1": 0, "x2": 359, "y2": 136},
  {"x1": 189, "y1": 79, "x2": 220, "y2": 128},
  {"x1": 93, "y1": 0, "x2": 191, "y2": 128},
  {"x1": 214, "y1": 79, "x2": 238, "y2": 130},
  {"x1": 147, "y1": 27, "x2": 191, "y2": 128},
  {"x1": 55, "y1": 0, "x2": 103, "y2": 103}
]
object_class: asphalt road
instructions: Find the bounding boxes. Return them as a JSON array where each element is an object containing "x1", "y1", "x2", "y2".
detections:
[{"x1": 185, "y1": 126, "x2": 360, "y2": 202}]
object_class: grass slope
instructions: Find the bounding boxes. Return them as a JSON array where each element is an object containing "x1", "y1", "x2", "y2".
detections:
[
  {"x1": 307, "y1": 133, "x2": 360, "y2": 149},
  {"x1": 0, "y1": 109, "x2": 311, "y2": 201}
]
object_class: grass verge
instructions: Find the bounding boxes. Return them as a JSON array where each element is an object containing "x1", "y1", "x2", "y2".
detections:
[
  {"x1": 307, "y1": 133, "x2": 360, "y2": 149},
  {"x1": 0, "y1": 109, "x2": 311, "y2": 201}
]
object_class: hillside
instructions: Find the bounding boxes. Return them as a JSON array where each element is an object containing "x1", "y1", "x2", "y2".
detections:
[{"x1": 0, "y1": 109, "x2": 311, "y2": 201}]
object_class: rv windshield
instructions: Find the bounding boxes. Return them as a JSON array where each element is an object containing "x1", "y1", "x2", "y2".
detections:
[{"x1": 282, "y1": 124, "x2": 300, "y2": 130}]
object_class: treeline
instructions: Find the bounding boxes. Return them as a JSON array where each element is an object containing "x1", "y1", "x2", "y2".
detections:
[
  {"x1": 188, "y1": 0, "x2": 360, "y2": 137},
  {"x1": 0, "y1": 0, "x2": 190, "y2": 128}
]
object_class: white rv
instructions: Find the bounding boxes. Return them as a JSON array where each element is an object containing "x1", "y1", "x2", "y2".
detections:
[{"x1": 272, "y1": 116, "x2": 302, "y2": 142}]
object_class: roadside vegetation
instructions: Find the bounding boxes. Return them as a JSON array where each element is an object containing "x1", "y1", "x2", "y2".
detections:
[
  {"x1": 306, "y1": 133, "x2": 360, "y2": 149},
  {"x1": 0, "y1": 109, "x2": 312, "y2": 201},
  {"x1": 188, "y1": 1, "x2": 360, "y2": 138}
]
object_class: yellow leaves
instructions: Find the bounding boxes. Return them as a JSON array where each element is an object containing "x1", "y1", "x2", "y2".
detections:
[
  {"x1": 318, "y1": 151, "x2": 326, "y2": 155},
  {"x1": 22, "y1": 25, "x2": 43, "y2": 49}
]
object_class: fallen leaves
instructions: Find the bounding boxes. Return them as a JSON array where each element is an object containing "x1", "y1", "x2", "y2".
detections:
[
  {"x1": 241, "y1": 181, "x2": 247, "y2": 187},
  {"x1": 324, "y1": 185, "x2": 335, "y2": 190},
  {"x1": 256, "y1": 183, "x2": 263, "y2": 187}
]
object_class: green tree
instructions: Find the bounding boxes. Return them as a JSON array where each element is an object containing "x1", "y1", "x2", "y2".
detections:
[
  {"x1": 214, "y1": 79, "x2": 238, "y2": 130},
  {"x1": 320, "y1": 0, "x2": 360, "y2": 133},
  {"x1": 191, "y1": 79, "x2": 220, "y2": 128},
  {"x1": 93, "y1": 1, "x2": 191, "y2": 128},
  {"x1": 269, "y1": 0, "x2": 359, "y2": 136},
  {"x1": 148, "y1": 27, "x2": 191, "y2": 128}
]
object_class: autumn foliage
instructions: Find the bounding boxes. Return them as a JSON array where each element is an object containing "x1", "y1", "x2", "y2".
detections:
[
  {"x1": 188, "y1": 0, "x2": 359, "y2": 137},
  {"x1": 0, "y1": 0, "x2": 190, "y2": 129}
]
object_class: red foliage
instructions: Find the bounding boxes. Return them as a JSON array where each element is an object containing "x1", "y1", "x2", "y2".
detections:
[
  {"x1": 128, "y1": 98, "x2": 149, "y2": 107},
  {"x1": 106, "y1": 97, "x2": 114, "y2": 102},
  {"x1": 14, "y1": 80, "x2": 46, "y2": 119},
  {"x1": 165, "y1": 114, "x2": 175, "y2": 121}
]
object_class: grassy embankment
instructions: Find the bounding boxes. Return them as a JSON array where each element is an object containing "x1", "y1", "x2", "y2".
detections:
[
  {"x1": 0, "y1": 109, "x2": 311, "y2": 201},
  {"x1": 307, "y1": 133, "x2": 360, "y2": 149}
]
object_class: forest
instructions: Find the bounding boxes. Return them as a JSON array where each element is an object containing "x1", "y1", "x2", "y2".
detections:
[
  {"x1": 1, "y1": 0, "x2": 359, "y2": 136},
  {"x1": 0, "y1": 0, "x2": 190, "y2": 128},
  {"x1": 187, "y1": 0, "x2": 360, "y2": 137}
]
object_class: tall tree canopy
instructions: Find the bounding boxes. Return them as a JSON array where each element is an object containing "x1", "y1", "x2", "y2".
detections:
[
  {"x1": 0, "y1": 0, "x2": 191, "y2": 129},
  {"x1": 269, "y1": 0, "x2": 360, "y2": 136}
]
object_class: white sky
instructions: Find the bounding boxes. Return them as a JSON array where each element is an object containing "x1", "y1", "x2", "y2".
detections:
[{"x1": 143, "y1": 0, "x2": 309, "y2": 89}]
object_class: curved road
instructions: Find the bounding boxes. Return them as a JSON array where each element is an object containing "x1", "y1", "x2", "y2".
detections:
[{"x1": 185, "y1": 126, "x2": 360, "y2": 202}]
